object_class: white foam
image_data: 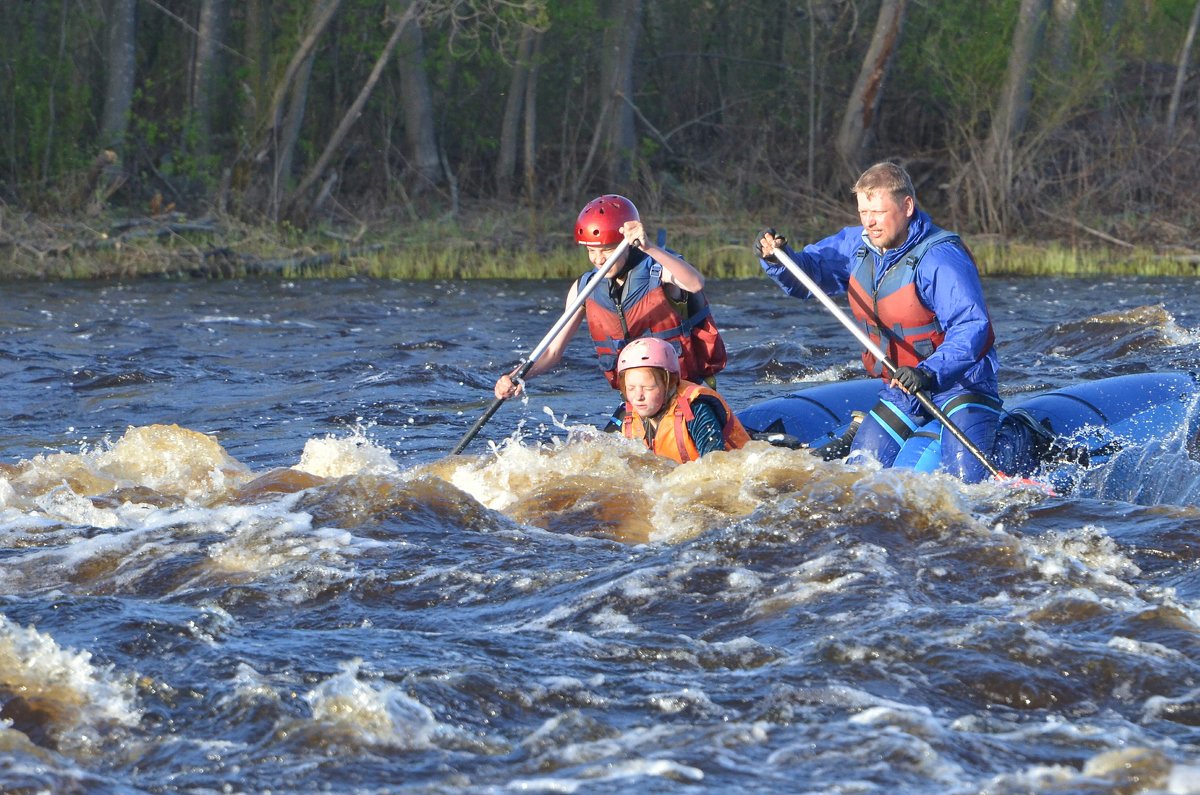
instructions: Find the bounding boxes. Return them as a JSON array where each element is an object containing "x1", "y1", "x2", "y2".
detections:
[
  {"x1": 1160, "y1": 309, "x2": 1200, "y2": 347},
  {"x1": 301, "y1": 659, "x2": 497, "y2": 753},
  {"x1": 0, "y1": 487, "x2": 384, "y2": 601},
  {"x1": 506, "y1": 756, "x2": 704, "y2": 792},
  {"x1": 450, "y1": 430, "x2": 642, "y2": 513},
  {"x1": 1107, "y1": 635, "x2": 1185, "y2": 660},
  {"x1": 33, "y1": 484, "x2": 122, "y2": 529},
  {"x1": 1168, "y1": 764, "x2": 1200, "y2": 793},
  {"x1": 749, "y1": 544, "x2": 890, "y2": 617},
  {"x1": 294, "y1": 427, "x2": 400, "y2": 478},
  {"x1": 1024, "y1": 525, "x2": 1140, "y2": 591},
  {"x1": 793, "y1": 362, "x2": 861, "y2": 383},
  {"x1": 304, "y1": 659, "x2": 439, "y2": 749},
  {"x1": 9, "y1": 424, "x2": 250, "y2": 504},
  {"x1": 0, "y1": 614, "x2": 140, "y2": 733},
  {"x1": 849, "y1": 704, "x2": 938, "y2": 737},
  {"x1": 587, "y1": 606, "x2": 640, "y2": 634},
  {"x1": 648, "y1": 687, "x2": 717, "y2": 715},
  {"x1": 1142, "y1": 686, "x2": 1200, "y2": 723}
]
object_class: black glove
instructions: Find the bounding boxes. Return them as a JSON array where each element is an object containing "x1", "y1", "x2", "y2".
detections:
[
  {"x1": 755, "y1": 227, "x2": 787, "y2": 262},
  {"x1": 892, "y1": 366, "x2": 933, "y2": 394}
]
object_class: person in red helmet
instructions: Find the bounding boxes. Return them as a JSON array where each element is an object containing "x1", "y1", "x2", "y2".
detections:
[
  {"x1": 494, "y1": 195, "x2": 727, "y2": 408},
  {"x1": 616, "y1": 337, "x2": 749, "y2": 462}
]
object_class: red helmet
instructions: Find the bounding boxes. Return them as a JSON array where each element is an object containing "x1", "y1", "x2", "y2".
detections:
[
  {"x1": 574, "y1": 194, "x2": 639, "y2": 247},
  {"x1": 617, "y1": 337, "x2": 680, "y2": 375}
]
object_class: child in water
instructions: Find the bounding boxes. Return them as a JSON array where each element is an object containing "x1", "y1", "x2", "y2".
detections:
[{"x1": 616, "y1": 337, "x2": 749, "y2": 462}]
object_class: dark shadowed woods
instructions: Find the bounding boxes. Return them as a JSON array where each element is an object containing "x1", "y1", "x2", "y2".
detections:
[{"x1": 1, "y1": 0, "x2": 1199, "y2": 277}]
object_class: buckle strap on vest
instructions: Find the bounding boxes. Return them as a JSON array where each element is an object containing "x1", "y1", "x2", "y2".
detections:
[
  {"x1": 671, "y1": 384, "x2": 700, "y2": 462},
  {"x1": 939, "y1": 391, "x2": 1003, "y2": 416},
  {"x1": 868, "y1": 399, "x2": 919, "y2": 446},
  {"x1": 598, "y1": 323, "x2": 687, "y2": 353},
  {"x1": 678, "y1": 302, "x2": 711, "y2": 334}
]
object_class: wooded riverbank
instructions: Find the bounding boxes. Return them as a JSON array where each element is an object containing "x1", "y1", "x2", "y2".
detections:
[
  {"x1": 3, "y1": 205, "x2": 1198, "y2": 282},
  {"x1": 5, "y1": 1, "x2": 1200, "y2": 281}
]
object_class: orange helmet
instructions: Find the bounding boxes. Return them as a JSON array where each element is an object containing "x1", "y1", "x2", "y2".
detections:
[
  {"x1": 575, "y1": 194, "x2": 639, "y2": 247},
  {"x1": 617, "y1": 337, "x2": 680, "y2": 375}
]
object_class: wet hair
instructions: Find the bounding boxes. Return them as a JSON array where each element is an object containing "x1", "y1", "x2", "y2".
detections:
[{"x1": 853, "y1": 162, "x2": 916, "y2": 203}]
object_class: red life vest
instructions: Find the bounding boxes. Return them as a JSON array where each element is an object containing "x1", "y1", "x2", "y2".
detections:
[
  {"x1": 621, "y1": 380, "x2": 751, "y2": 463},
  {"x1": 846, "y1": 230, "x2": 994, "y2": 380},
  {"x1": 581, "y1": 254, "x2": 726, "y2": 389}
]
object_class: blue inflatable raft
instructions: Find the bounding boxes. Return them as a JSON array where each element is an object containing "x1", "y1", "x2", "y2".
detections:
[{"x1": 737, "y1": 372, "x2": 1200, "y2": 488}]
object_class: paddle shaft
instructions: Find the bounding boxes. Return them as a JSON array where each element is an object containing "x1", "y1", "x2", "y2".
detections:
[
  {"x1": 772, "y1": 247, "x2": 1005, "y2": 479},
  {"x1": 450, "y1": 239, "x2": 632, "y2": 455}
]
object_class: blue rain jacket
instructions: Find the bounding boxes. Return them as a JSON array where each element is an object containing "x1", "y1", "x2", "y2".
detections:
[{"x1": 760, "y1": 208, "x2": 1000, "y2": 411}]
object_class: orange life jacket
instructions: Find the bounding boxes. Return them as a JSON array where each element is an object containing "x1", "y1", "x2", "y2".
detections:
[
  {"x1": 581, "y1": 253, "x2": 726, "y2": 389},
  {"x1": 622, "y1": 380, "x2": 751, "y2": 463},
  {"x1": 846, "y1": 230, "x2": 994, "y2": 380}
]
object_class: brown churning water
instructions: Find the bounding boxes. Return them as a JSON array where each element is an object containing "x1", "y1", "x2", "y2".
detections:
[{"x1": 2, "y1": 277, "x2": 1200, "y2": 792}]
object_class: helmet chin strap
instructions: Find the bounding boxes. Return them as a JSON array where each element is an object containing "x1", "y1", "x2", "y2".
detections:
[
  {"x1": 652, "y1": 379, "x2": 679, "y2": 421},
  {"x1": 608, "y1": 247, "x2": 642, "y2": 286},
  {"x1": 607, "y1": 253, "x2": 638, "y2": 304}
]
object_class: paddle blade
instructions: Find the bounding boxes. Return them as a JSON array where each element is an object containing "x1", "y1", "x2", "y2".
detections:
[{"x1": 998, "y1": 472, "x2": 1057, "y2": 496}]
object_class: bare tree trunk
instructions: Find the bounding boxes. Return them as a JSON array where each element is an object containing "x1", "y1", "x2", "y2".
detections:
[
  {"x1": 101, "y1": 0, "x2": 137, "y2": 149},
  {"x1": 288, "y1": 2, "x2": 422, "y2": 219},
  {"x1": 523, "y1": 32, "x2": 542, "y2": 201},
  {"x1": 807, "y1": 0, "x2": 818, "y2": 191},
  {"x1": 242, "y1": 0, "x2": 339, "y2": 219},
  {"x1": 600, "y1": 0, "x2": 643, "y2": 189},
  {"x1": 496, "y1": 26, "x2": 535, "y2": 197},
  {"x1": 243, "y1": 0, "x2": 270, "y2": 110},
  {"x1": 984, "y1": 0, "x2": 1050, "y2": 169},
  {"x1": 834, "y1": 0, "x2": 908, "y2": 181},
  {"x1": 191, "y1": 0, "x2": 228, "y2": 154},
  {"x1": 396, "y1": 2, "x2": 441, "y2": 190},
  {"x1": 259, "y1": 0, "x2": 342, "y2": 157},
  {"x1": 1168, "y1": 0, "x2": 1200, "y2": 136},
  {"x1": 572, "y1": 100, "x2": 614, "y2": 200},
  {"x1": 1049, "y1": 0, "x2": 1077, "y2": 77},
  {"x1": 43, "y1": 0, "x2": 70, "y2": 181},
  {"x1": 271, "y1": 51, "x2": 316, "y2": 221},
  {"x1": 1097, "y1": 0, "x2": 1123, "y2": 113},
  {"x1": 975, "y1": 0, "x2": 1050, "y2": 231},
  {"x1": 233, "y1": 0, "x2": 268, "y2": 212}
]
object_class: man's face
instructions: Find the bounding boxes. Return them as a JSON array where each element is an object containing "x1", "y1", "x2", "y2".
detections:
[
  {"x1": 587, "y1": 244, "x2": 628, "y2": 274},
  {"x1": 856, "y1": 190, "x2": 915, "y2": 252}
]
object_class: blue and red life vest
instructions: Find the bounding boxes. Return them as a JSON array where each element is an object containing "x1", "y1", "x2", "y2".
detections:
[
  {"x1": 580, "y1": 253, "x2": 726, "y2": 389},
  {"x1": 846, "y1": 230, "x2": 994, "y2": 381}
]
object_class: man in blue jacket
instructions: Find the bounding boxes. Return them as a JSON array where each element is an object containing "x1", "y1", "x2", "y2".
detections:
[{"x1": 756, "y1": 162, "x2": 1002, "y2": 483}]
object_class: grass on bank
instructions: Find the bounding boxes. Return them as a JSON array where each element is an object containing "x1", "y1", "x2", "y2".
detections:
[
  {"x1": 331, "y1": 234, "x2": 1200, "y2": 280},
  {"x1": 3, "y1": 206, "x2": 1198, "y2": 280}
]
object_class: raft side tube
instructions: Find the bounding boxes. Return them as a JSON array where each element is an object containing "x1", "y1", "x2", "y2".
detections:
[
  {"x1": 737, "y1": 379, "x2": 880, "y2": 448},
  {"x1": 738, "y1": 373, "x2": 1200, "y2": 480},
  {"x1": 1011, "y1": 373, "x2": 1199, "y2": 437},
  {"x1": 994, "y1": 372, "x2": 1200, "y2": 477}
]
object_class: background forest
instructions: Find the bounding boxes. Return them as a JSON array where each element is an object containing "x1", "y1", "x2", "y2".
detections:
[{"x1": 2, "y1": 0, "x2": 1199, "y2": 276}]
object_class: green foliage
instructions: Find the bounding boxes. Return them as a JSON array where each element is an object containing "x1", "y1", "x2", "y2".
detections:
[
  {"x1": 0, "y1": 0, "x2": 1197, "y2": 262},
  {"x1": 1114, "y1": 0, "x2": 1197, "y2": 61},
  {"x1": 900, "y1": 0, "x2": 1019, "y2": 125},
  {"x1": 0, "y1": 1, "x2": 100, "y2": 204}
]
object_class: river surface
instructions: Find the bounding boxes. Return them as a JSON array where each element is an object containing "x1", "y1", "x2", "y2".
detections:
[{"x1": 4, "y1": 275, "x2": 1200, "y2": 793}]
